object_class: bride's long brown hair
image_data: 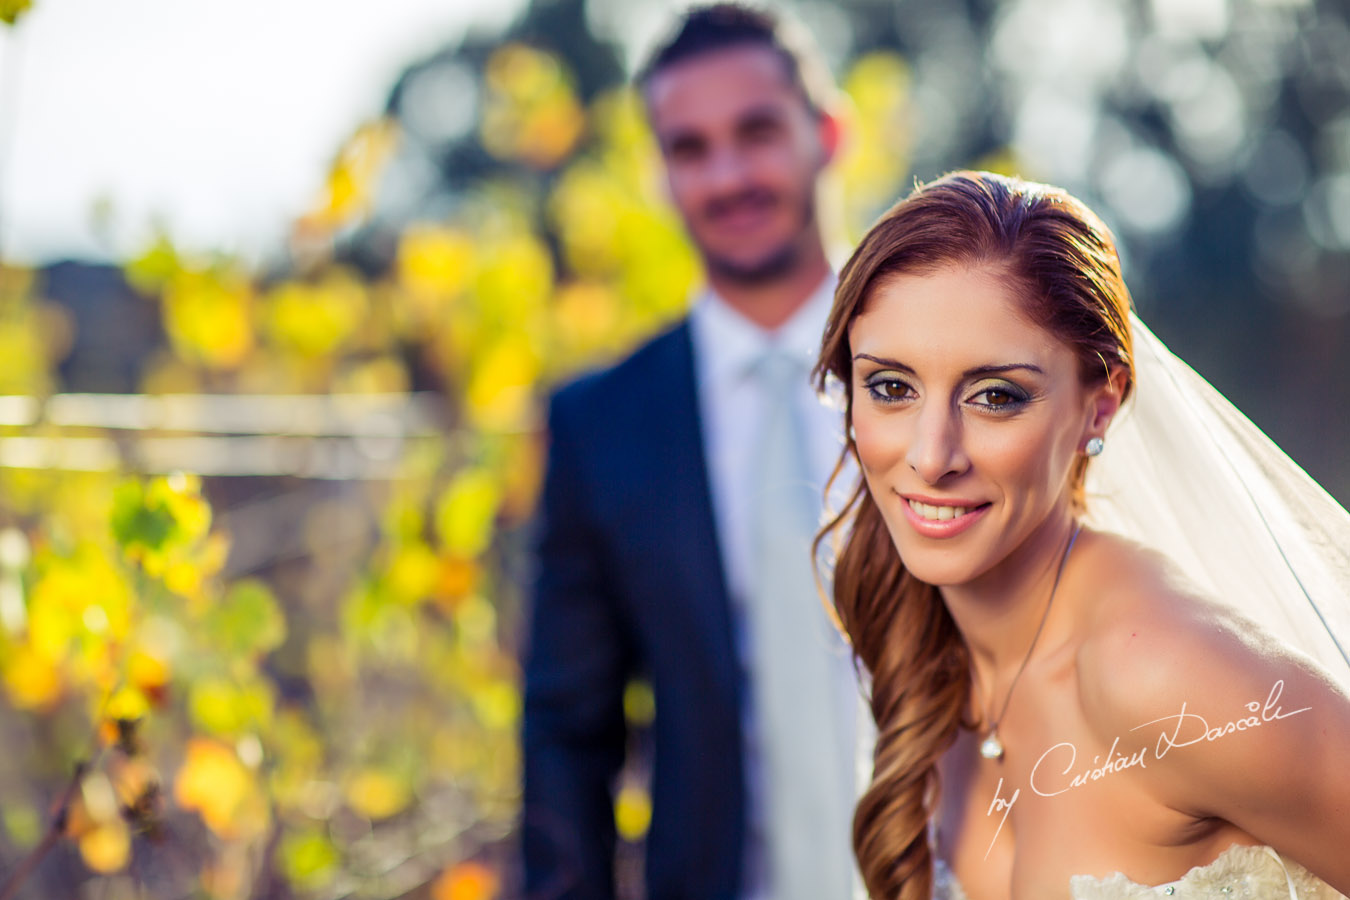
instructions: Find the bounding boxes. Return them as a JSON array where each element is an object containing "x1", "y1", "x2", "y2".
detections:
[{"x1": 815, "y1": 172, "x2": 1135, "y2": 900}]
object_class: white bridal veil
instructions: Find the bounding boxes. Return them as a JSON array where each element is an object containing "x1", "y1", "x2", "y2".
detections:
[{"x1": 1086, "y1": 314, "x2": 1350, "y2": 687}]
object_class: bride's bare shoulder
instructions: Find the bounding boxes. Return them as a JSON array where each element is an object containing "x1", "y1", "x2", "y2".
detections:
[
  {"x1": 1070, "y1": 529, "x2": 1306, "y2": 731},
  {"x1": 1066, "y1": 533, "x2": 1350, "y2": 882}
]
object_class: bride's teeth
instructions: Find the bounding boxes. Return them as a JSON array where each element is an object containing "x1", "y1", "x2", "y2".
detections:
[{"x1": 908, "y1": 500, "x2": 970, "y2": 520}]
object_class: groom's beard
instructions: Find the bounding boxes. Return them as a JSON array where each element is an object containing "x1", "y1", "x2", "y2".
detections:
[{"x1": 697, "y1": 189, "x2": 819, "y2": 286}]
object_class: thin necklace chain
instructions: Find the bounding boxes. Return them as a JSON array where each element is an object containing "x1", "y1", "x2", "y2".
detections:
[{"x1": 980, "y1": 521, "x2": 1083, "y2": 757}]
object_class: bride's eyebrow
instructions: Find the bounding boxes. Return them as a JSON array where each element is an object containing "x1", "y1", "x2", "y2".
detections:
[
  {"x1": 964, "y1": 363, "x2": 1044, "y2": 378},
  {"x1": 852, "y1": 353, "x2": 913, "y2": 372},
  {"x1": 852, "y1": 354, "x2": 1044, "y2": 379}
]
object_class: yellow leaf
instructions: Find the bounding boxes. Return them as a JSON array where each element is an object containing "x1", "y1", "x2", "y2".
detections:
[
  {"x1": 152, "y1": 473, "x2": 212, "y2": 542},
  {"x1": 614, "y1": 784, "x2": 651, "y2": 841},
  {"x1": 188, "y1": 675, "x2": 273, "y2": 737},
  {"x1": 128, "y1": 648, "x2": 171, "y2": 692},
  {"x1": 265, "y1": 272, "x2": 368, "y2": 359},
  {"x1": 464, "y1": 334, "x2": 540, "y2": 432},
  {"x1": 124, "y1": 234, "x2": 182, "y2": 295},
  {"x1": 344, "y1": 768, "x2": 411, "y2": 820},
  {"x1": 623, "y1": 679, "x2": 655, "y2": 727},
  {"x1": 435, "y1": 468, "x2": 502, "y2": 557},
  {"x1": 162, "y1": 269, "x2": 256, "y2": 370},
  {"x1": 481, "y1": 44, "x2": 585, "y2": 169},
  {"x1": 20, "y1": 580, "x2": 75, "y2": 664},
  {"x1": 78, "y1": 819, "x2": 131, "y2": 874},
  {"x1": 174, "y1": 737, "x2": 265, "y2": 839},
  {"x1": 397, "y1": 225, "x2": 476, "y2": 311},
  {"x1": 105, "y1": 684, "x2": 150, "y2": 721},
  {"x1": 551, "y1": 282, "x2": 620, "y2": 360},
  {"x1": 72, "y1": 772, "x2": 133, "y2": 867},
  {"x1": 432, "y1": 861, "x2": 500, "y2": 900},
  {"x1": 549, "y1": 166, "x2": 626, "y2": 275},
  {"x1": 385, "y1": 542, "x2": 440, "y2": 605},
  {"x1": 0, "y1": 309, "x2": 53, "y2": 395},
  {"x1": 2, "y1": 642, "x2": 63, "y2": 710},
  {"x1": 843, "y1": 52, "x2": 911, "y2": 119},
  {"x1": 303, "y1": 119, "x2": 399, "y2": 230},
  {"x1": 0, "y1": 0, "x2": 32, "y2": 27},
  {"x1": 471, "y1": 679, "x2": 520, "y2": 731},
  {"x1": 473, "y1": 235, "x2": 553, "y2": 323},
  {"x1": 433, "y1": 556, "x2": 479, "y2": 611},
  {"x1": 29, "y1": 548, "x2": 133, "y2": 665}
]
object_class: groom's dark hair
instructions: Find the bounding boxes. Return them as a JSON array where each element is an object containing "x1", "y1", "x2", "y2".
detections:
[{"x1": 636, "y1": 4, "x2": 832, "y2": 116}]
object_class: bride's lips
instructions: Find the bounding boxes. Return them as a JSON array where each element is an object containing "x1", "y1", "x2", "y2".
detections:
[{"x1": 898, "y1": 492, "x2": 990, "y2": 538}]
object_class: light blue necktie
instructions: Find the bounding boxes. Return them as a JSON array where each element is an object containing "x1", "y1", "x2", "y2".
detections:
[{"x1": 747, "y1": 349, "x2": 853, "y2": 900}]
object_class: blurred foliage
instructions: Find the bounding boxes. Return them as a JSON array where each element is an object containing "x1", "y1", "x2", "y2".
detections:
[
  {"x1": 2, "y1": 15, "x2": 880, "y2": 895},
  {"x1": 0, "y1": 0, "x2": 31, "y2": 27}
]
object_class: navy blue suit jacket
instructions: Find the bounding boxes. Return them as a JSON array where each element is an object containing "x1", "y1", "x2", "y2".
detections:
[{"x1": 522, "y1": 320, "x2": 747, "y2": 900}]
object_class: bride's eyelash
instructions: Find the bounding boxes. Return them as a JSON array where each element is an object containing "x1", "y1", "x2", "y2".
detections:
[
  {"x1": 966, "y1": 383, "x2": 1030, "y2": 413},
  {"x1": 860, "y1": 374, "x2": 1033, "y2": 411},
  {"x1": 863, "y1": 373, "x2": 913, "y2": 403}
]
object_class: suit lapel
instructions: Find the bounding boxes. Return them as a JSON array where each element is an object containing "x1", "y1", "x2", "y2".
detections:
[{"x1": 634, "y1": 322, "x2": 741, "y2": 702}]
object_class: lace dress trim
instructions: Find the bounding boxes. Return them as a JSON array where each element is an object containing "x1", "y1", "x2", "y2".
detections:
[{"x1": 933, "y1": 844, "x2": 1348, "y2": 899}]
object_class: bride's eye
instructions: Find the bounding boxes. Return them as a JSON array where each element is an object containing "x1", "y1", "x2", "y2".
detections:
[
  {"x1": 968, "y1": 382, "x2": 1029, "y2": 412},
  {"x1": 863, "y1": 373, "x2": 914, "y2": 403}
]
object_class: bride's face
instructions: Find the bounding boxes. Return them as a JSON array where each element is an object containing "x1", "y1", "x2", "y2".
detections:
[{"x1": 848, "y1": 263, "x2": 1102, "y2": 588}]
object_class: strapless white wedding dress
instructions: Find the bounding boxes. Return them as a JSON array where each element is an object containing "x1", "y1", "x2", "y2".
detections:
[{"x1": 933, "y1": 844, "x2": 1348, "y2": 899}]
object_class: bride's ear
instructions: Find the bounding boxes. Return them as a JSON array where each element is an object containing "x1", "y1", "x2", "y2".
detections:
[{"x1": 1085, "y1": 365, "x2": 1129, "y2": 443}]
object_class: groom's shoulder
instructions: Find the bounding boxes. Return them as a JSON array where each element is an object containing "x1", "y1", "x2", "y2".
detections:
[{"x1": 549, "y1": 317, "x2": 692, "y2": 425}]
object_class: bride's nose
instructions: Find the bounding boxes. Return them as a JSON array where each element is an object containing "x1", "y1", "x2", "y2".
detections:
[{"x1": 906, "y1": 402, "x2": 968, "y2": 484}]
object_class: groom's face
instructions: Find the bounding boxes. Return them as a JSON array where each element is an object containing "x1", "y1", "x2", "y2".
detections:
[{"x1": 644, "y1": 44, "x2": 832, "y2": 284}]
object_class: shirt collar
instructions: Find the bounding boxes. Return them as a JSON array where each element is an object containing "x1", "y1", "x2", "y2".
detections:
[{"x1": 691, "y1": 274, "x2": 837, "y2": 387}]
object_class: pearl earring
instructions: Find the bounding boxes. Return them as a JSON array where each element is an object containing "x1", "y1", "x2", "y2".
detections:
[{"x1": 1085, "y1": 436, "x2": 1105, "y2": 457}]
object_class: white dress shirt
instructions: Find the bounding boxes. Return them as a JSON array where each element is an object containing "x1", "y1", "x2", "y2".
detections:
[{"x1": 688, "y1": 276, "x2": 864, "y2": 900}]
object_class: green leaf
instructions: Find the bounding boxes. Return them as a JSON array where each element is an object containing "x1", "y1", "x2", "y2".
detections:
[
  {"x1": 279, "y1": 828, "x2": 340, "y2": 892},
  {"x1": 110, "y1": 480, "x2": 175, "y2": 555},
  {"x1": 188, "y1": 674, "x2": 274, "y2": 737},
  {"x1": 123, "y1": 233, "x2": 181, "y2": 294},
  {"x1": 205, "y1": 580, "x2": 286, "y2": 657}
]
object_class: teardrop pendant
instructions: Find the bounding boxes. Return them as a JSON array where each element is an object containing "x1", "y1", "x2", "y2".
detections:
[{"x1": 979, "y1": 731, "x2": 1004, "y2": 761}]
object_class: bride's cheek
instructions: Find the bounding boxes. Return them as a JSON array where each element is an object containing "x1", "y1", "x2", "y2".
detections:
[{"x1": 852, "y1": 412, "x2": 902, "y2": 476}]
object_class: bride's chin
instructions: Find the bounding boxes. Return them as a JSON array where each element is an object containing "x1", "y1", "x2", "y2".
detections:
[{"x1": 894, "y1": 548, "x2": 983, "y2": 590}]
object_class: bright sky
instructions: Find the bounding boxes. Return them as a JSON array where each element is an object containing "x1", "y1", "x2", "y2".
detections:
[{"x1": 0, "y1": 0, "x2": 524, "y2": 264}]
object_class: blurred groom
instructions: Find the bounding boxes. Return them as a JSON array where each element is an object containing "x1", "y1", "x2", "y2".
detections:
[{"x1": 523, "y1": 6, "x2": 859, "y2": 899}]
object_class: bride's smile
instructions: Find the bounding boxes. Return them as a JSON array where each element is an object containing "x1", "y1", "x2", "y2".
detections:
[{"x1": 899, "y1": 493, "x2": 990, "y2": 537}]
